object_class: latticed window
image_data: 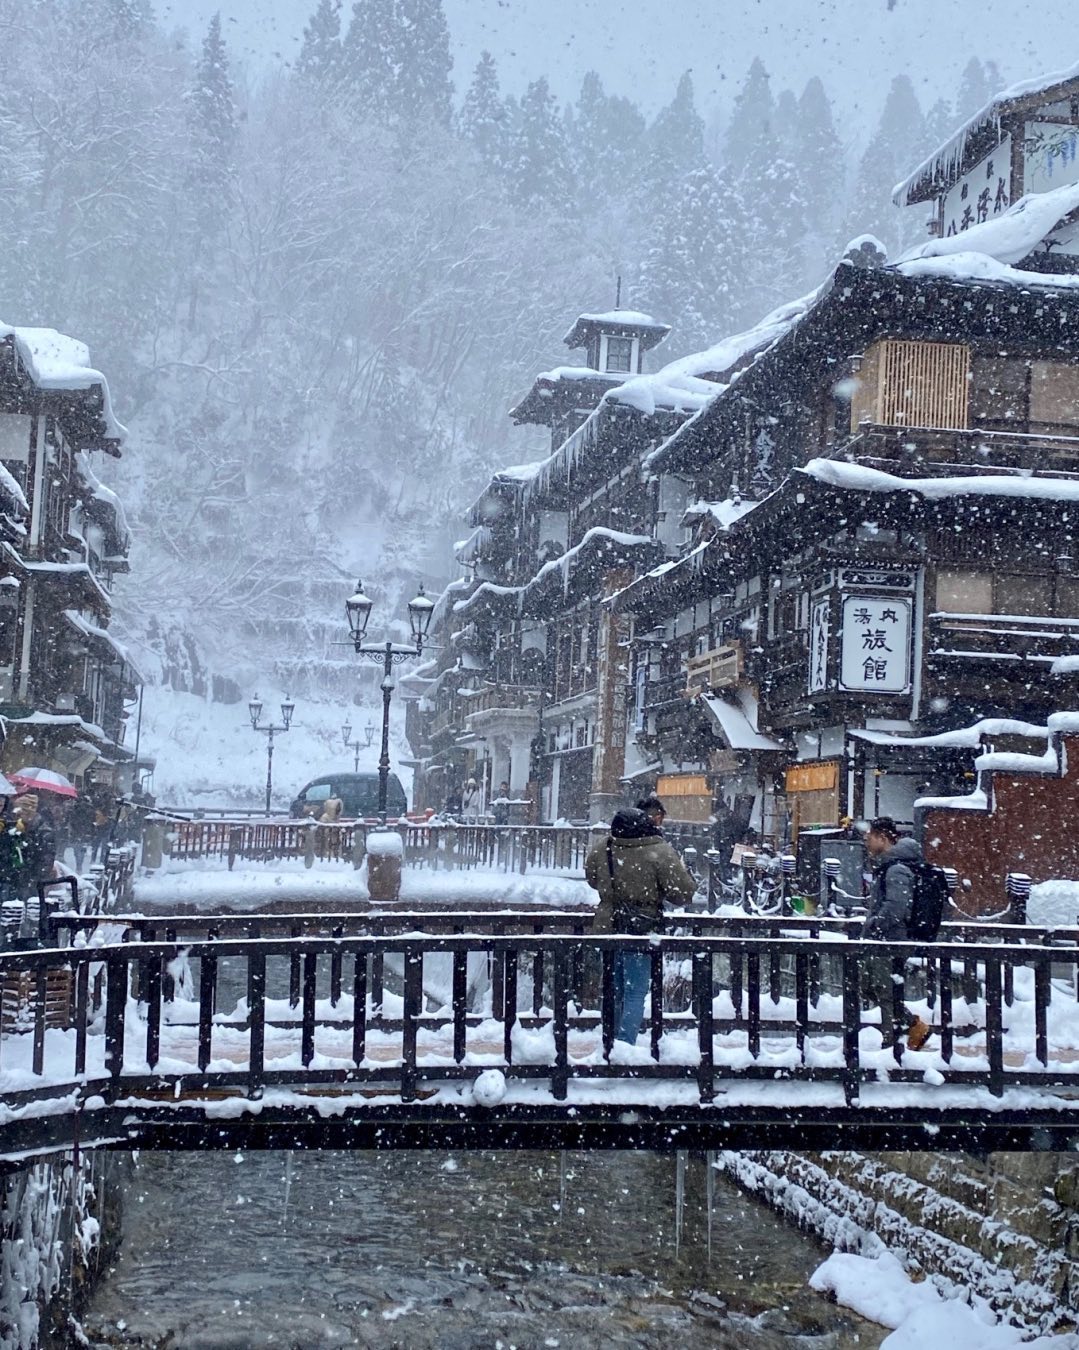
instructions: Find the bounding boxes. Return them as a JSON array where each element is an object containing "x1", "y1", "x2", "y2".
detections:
[{"x1": 851, "y1": 339, "x2": 970, "y2": 430}]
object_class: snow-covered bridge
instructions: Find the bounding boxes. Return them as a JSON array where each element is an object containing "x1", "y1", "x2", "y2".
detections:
[{"x1": 3, "y1": 913, "x2": 1079, "y2": 1162}]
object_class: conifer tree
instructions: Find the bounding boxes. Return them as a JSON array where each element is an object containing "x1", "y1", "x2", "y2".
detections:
[
  {"x1": 186, "y1": 13, "x2": 236, "y2": 325},
  {"x1": 297, "y1": 0, "x2": 343, "y2": 83},
  {"x1": 640, "y1": 167, "x2": 748, "y2": 352},
  {"x1": 397, "y1": 0, "x2": 453, "y2": 125},
  {"x1": 459, "y1": 51, "x2": 507, "y2": 172},
  {"x1": 644, "y1": 72, "x2": 704, "y2": 197},
  {"x1": 796, "y1": 77, "x2": 843, "y2": 253},
  {"x1": 342, "y1": 0, "x2": 399, "y2": 120},
  {"x1": 508, "y1": 77, "x2": 573, "y2": 211},
  {"x1": 189, "y1": 13, "x2": 236, "y2": 233},
  {"x1": 845, "y1": 74, "x2": 926, "y2": 253},
  {"x1": 724, "y1": 58, "x2": 775, "y2": 178},
  {"x1": 571, "y1": 71, "x2": 645, "y2": 196},
  {"x1": 956, "y1": 57, "x2": 992, "y2": 119},
  {"x1": 342, "y1": 0, "x2": 452, "y2": 125}
]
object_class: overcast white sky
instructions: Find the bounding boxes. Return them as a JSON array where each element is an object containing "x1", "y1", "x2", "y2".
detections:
[{"x1": 161, "y1": 0, "x2": 1076, "y2": 129}]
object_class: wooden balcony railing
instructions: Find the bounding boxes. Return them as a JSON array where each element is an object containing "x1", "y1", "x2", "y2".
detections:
[{"x1": 686, "y1": 642, "x2": 743, "y2": 694}]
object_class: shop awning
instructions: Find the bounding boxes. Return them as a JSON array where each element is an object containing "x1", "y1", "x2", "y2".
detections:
[{"x1": 699, "y1": 693, "x2": 783, "y2": 752}]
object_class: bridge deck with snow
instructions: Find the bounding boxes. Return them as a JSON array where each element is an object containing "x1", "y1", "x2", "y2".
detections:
[{"x1": 3, "y1": 918, "x2": 1079, "y2": 1160}]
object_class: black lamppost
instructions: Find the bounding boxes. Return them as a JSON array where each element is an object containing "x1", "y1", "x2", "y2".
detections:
[
  {"x1": 342, "y1": 717, "x2": 377, "y2": 773},
  {"x1": 345, "y1": 581, "x2": 434, "y2": 823},
  {"x1": 249, "y1": 693, "x2": 296, "y2": 815}
]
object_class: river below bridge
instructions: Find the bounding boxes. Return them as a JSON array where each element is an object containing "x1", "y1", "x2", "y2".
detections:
[{"x1": 82, "y1": 1149, "x2": 882, "y2": 1349}]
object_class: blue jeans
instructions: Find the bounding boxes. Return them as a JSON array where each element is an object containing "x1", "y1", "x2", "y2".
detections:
[{"x1": 614, "y1": 953, "x2": 651, "y2": 1045}]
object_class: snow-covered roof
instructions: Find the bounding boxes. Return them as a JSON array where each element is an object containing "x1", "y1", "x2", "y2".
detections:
[
  {"x1": 898, "y1": 181, "x2": 1079, "y2": 269},
  {"x1": 495, "y1": 461, "x2": 545, "y2": 483},
  {"x1": 893, "y1": 60, "x2": 1079, "y2": 205},
  {"x1": 562, "y1": 310, "x2": 670, "y2": 348},
  {"x1": 534, "y1": 365, "x2": 614, "y2": 385},
  {"x1": 682, "y1": 497, "x2": 759, "y2": 532},
  {"x1": 0, "y1": 321, "x2": 127, "y2": 442},
  {"x1": 611, "y1": 288, "x2": 820, "y2": 420},
  {"x1": 896, "y1": 250, "x2": 1079, "y2": 292},
  {"x1": 0, "y1": 461, "x2": 26, "y2": 516},
  {"x1": 800, "y1": 458, "x2": 1079, "y2": 505},
  {"x1": 429, "y1": 576, "x2": 473, "y2": 631}
]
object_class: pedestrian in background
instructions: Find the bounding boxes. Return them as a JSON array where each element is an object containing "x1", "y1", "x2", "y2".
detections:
[
  {"x1": 585, "y1": 806, "x2": 696, "y2": 1049},
  {"x1": 862, "y1": 816, "x2": 933, "y2": 1051}
]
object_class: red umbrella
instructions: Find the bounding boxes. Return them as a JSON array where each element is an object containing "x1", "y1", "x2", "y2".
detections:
[{"x1": 10, "y1": 767, "x2": 78, "y2": 798}]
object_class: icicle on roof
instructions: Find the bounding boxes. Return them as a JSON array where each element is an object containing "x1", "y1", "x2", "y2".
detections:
[{"x1": 893, "y1": 59, "x2": 1079, "y2": 206}]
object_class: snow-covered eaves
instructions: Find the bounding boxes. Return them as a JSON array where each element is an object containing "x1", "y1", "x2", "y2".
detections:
[
  {"x1": 429, "y1": 576, "x2": 473, "y2": 632},
  {"x1": 453, "y1": 525, "x2": 492, "y2": 565},
  {"x1": 893, "y1": 61, "x2": 1079, "y2": 205},
  {"x1": 0, "y1": 321, "x2": 127, "y2": 444},
  {"x1": 75, "y1": 452, "x2": 129, "y2": 555},
  {"x1": 454, "y1": 527, "x2": 659, "y2": 620},
  {"x1": 897, "y1": 182, "x2": 1079, "y2": 269},
  {"x1": 800, "y1": 458, "x2": 1079, "y2": 505},
  {"x1": 23, "y1": 560, "x2": 111, "y2": 610},
  {"x1": 896, "y1": 250, "x2": 1079, "y2": 292},
  {"x1": 61, "y1": 609, "x2": 142, "y2": 682},
  {"x1": 640, "y1": 279, "x2": 831, "y2": 474},
  {"x1": 0, "y1": 708, "x2": 126, "y2": 754},
  {"x1": 849, "y1": 718, "x2": 1050, "y2": 750}
]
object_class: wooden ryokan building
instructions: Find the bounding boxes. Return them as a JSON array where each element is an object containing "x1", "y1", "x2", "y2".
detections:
[
  {"x1": 405, "y1": 70, "x2": 1079, "y2": 840},
  {"x1": 0, "y1": 322, "x2": 141, "y2": 791}
]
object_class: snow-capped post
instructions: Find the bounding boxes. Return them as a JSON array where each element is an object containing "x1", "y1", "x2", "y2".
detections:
[
  {"x1": 303, "y1": 819, "x2": 317, "y2": 870},
  {"x1": 366, "y1": 829, "x2": 404, "y2": 902},
  {"x1": 1005, "y1": 872, "x2": 1032, "y2": 925}
]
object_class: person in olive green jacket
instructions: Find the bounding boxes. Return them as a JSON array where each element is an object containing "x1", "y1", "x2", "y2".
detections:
[{"x1": 585, "y1": 807, "x2": 697, "y2": 1045}]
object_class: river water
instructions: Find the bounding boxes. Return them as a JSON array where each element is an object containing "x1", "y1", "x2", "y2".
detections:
[{"x1": 83, "y1": 1150, "x2": 882, "y2": 1349}]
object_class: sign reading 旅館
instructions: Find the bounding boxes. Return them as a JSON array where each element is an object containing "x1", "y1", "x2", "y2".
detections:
[{"x1": 839, "y1": 596, "x2": 912, "y2": 694}]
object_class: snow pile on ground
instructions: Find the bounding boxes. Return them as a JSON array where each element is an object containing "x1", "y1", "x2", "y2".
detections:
[
  {"x1": 1027, "y1": 880, "x2": 1079, "y2": 929},
  {"x1": 811, "y1": 1250, "x2": 1069, "y2": 1347},
  {"x1": 136, "y1": 684, "x2": 412, "y2": 811}
]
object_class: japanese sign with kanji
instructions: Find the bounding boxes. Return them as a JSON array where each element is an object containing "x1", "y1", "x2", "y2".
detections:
[
  {"x1": 839, "y1": 595, "x2": 912, "y2": 694},
  {"x1": 808, "y1": 597, "x2": 830, "y2": 693}
]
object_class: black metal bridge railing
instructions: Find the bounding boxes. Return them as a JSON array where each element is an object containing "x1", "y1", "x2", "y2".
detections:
[{"x1": 3, "y1": 925, "x2": 1079, "y2": 1157}]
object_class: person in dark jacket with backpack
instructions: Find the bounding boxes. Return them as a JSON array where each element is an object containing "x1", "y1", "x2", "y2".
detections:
[
  {"x1": 862, "y1": 817, "x2": 932, "y2": 1050},
  {"x1": 585, "y1": 807, "x2": 697, "y2": 1048}
]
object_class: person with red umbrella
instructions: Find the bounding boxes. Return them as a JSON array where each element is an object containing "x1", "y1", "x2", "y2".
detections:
[{"x1": 12, "y1": 794, "x2": 56, "y2": 901}]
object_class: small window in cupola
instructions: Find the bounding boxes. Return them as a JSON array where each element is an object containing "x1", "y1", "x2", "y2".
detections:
[{"x1": 604, "y1": 335, "x2": 635, "y2": 374}]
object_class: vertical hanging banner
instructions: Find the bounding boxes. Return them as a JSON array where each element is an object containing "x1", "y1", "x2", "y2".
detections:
[
  {"x1": 839, "y1": 596, "x2": 912, "y2": 694},
  {"x1": 808, "y1": 598, "x2": 830, "y2": 693}
]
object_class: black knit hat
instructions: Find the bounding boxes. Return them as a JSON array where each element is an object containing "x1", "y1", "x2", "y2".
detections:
[{"x1": 612, "y1": 807, "x2": 658, "y2": 839}]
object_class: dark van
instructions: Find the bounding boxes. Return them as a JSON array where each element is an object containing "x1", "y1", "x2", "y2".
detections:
[{"x1": 290, "y1": 772, "x2": 408, "y2": 820}]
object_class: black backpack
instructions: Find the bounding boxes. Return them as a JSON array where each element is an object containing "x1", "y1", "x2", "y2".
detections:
[{"x1": 883, "y1": 857, "x2": 948, "y2": 941}]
